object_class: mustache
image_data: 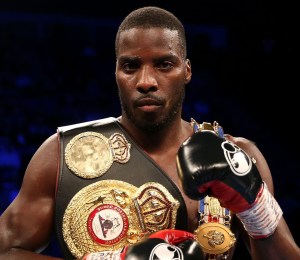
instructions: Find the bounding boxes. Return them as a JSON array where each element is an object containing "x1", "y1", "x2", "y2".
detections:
[{"x1": 134, "y1": 94, "x2": 164, "y2": 106}]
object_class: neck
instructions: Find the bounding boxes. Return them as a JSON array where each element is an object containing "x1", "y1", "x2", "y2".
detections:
[{"x1": 119, "y1": 115, "x2": 193, "y2": 153}]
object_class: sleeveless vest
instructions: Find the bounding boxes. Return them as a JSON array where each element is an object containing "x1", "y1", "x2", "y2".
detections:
[{"x1": 55, "y1": 117, "x2": 188, "y2": 259}]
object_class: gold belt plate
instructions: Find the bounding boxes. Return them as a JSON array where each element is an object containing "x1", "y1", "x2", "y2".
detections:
[
  {"x1": 65, "y1": 132, "x2": 131, "y2": 179},
  {"x1": 62, "y1": 180, "x2": 179, "y2": 258},
  {"x1": 194, "y1": 222, "x2": 236, "y2": 255}
]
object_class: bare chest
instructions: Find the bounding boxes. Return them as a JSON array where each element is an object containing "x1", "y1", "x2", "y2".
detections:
[{"x1": 153, "y1": 155, "x2": 199, "y2": 232}]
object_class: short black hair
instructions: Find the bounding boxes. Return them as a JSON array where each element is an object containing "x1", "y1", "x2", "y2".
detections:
[{"x1": 115, "y1": 6, "x2": 187, "y2": 58}]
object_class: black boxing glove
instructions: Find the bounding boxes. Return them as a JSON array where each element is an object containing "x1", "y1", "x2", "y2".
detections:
[
  {"x1": 124, "y1": 229, "x2": 203, "y2": 260},
  {"x1": 177, "y1": 131, "x2": 262, "y2": 211},
  {"x1": 82, "y1": 229, "x2": 203, "y2": 260},
  {"x1": 177, "y1": 130, "x2": 282, "y2": 239}
]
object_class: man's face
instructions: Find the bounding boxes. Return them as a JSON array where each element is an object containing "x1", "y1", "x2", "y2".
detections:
[{"x1": 115, "y1": 27, "x2": 191, "y2": 132}]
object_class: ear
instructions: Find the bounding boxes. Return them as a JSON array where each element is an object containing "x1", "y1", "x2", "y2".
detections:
[{"x1": 184, "y1": 59, "x2": 192, "y2": 84}]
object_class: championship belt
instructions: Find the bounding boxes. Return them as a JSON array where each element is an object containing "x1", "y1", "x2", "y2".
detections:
[
  {"x1": 65, "y1": 131, "x2": 131, "y2": 179},
  {"x1": 194, "y1": 196, "x2": 236, "y2": 259},
  {"x1": 62, "y1": 180, "x2": 180, "y2": 258},
  {"x1": 191, "y1": 119, "x2": 236, "y2": 259}
]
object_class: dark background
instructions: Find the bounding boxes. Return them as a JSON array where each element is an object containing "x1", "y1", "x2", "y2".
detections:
[{"x1": 0, "y1": 1, "x2": 298, "y2": 259}]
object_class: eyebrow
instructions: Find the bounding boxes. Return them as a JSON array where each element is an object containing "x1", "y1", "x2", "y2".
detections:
[
  {"x1": 118, "y1": 56, "x2": 139, "y2": 64},
  {"x1": 118, "y1": 53, "x2": 179, "y2": 63}
]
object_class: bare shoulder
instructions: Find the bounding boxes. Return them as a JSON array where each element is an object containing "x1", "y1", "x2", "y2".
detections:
[
  {"x1": 0, "y1": 133, "x2": 59, "y2": 253},
  {"x1": 21, "y1": 133, "x2": 59, "y2": 195}
]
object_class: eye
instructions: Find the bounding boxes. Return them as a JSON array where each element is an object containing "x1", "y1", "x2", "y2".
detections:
[
  {"x1": 156, "y1": 61, "x2": 173, "y2": 70},
  {"x1": 122, "y1": 61, "x2": 140, "y2": 73}
]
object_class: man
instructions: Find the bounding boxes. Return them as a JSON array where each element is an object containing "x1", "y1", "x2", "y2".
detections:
[{"x1": 0, "y1": 6, "x2": 299, "y2": 260}]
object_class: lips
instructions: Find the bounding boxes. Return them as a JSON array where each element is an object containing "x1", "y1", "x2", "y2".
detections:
[
  {"x1": 134, "y1": 97, "x2": 164, "y2": 112},
  {"x1": 135, "y1": 98, "x2": 163, "y2": 107}
]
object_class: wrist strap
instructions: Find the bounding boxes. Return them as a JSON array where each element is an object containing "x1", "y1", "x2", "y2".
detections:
[{"x1": 236, "y1": 182, "x2": 283, "y2": 239}]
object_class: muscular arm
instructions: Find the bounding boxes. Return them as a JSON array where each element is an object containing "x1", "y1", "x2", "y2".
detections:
[
  {"x1": 0, "y1": 134, "x2": 63, "y2": 259},
  {"x1": 226, "y1": 135, "x2": 300, "y2": 260}
]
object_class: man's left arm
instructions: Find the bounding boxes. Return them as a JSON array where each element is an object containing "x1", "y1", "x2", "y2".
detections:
[
  {"x1": 177, "y1": 131, "x2": 300, "y2": 260},
  {"x1": 226, "y1": 135, "x2": 300, "y2": 260}
]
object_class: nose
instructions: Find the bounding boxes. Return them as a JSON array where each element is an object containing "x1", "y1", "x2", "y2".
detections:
[{"x1": 136, "y1": 66, "x2": 158, "y2": 93}]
